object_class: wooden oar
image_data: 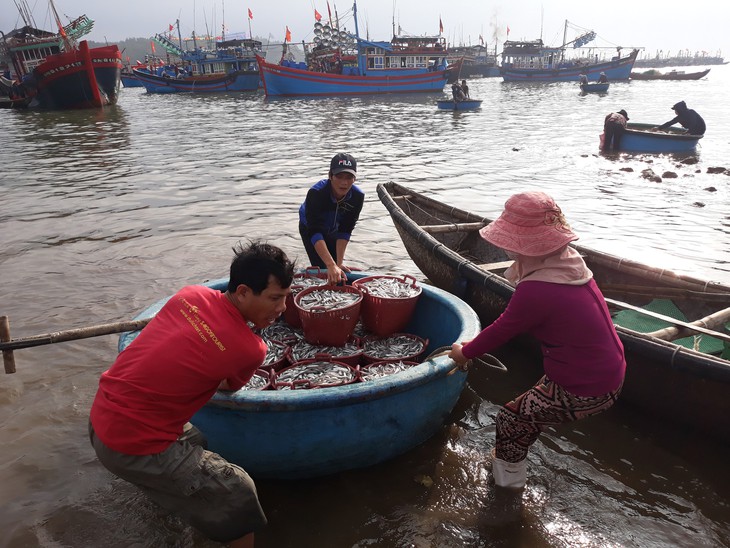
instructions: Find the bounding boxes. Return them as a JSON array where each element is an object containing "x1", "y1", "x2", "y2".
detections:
[
  {"x1": 605, "y1": 298, "x2": 730, "y2": 343},
  {"x1": 0, "y1": 315, "x2": 152, "y2": 374}
]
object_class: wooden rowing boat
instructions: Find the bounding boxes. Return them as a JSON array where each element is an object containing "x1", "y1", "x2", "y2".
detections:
[
  {"x1": 630, "y1": 68, "x2": 710, "y2": 80},
  {"x1": 377, "y1": 181, "x2": 730, "y2": 443}
]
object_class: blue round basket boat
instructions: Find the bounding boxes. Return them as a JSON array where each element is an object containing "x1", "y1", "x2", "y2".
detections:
[{"x1": 118, "y1": 272, "x2": 481, "y2": 479}]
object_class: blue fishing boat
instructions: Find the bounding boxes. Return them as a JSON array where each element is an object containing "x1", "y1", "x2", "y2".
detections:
[
  {"x1": 257, "y1": 1, "x2": 453, "y2": 96},
  {"x1": 500, "y1": 20, "x2": 639, "y2": 82},
  {"x1": 616, "y1": 123, "x2": 704, "y2": 153},
  {"x1": 133, "y1": 24, "x2": 261, "y2": 94},
  {"x1": 117, "y1": 272, "x2": 481, "y2": 479},
  {"x1": 120, "y1": 72, "x2": 143, "y2": 88},
  {"x1": 436, "y1": 98, "x2": 482, "y2": 110},
  {"x1": 580, "y1": 82, "x2": 609, "y2": 93}
]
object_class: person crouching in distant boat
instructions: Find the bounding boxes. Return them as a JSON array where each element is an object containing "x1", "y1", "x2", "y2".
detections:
[
  {"x1": 598, "y1": 72, "x2": 608, "y2": 83},
  {"x1": 655, "y1": 100, "x2": 706, "y2": 135},
  {"x1": 602, "y1": 109, "x2": 629, "y2": 151},
  {"x1": 451, "y1": 82, "x2": 465, "y2": 102},
  {"x1": 579, "y1": 73, "x2": 588, "y2": 86}
]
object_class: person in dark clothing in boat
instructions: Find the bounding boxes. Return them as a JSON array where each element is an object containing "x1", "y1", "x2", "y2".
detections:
[
  {"x1": 579, "y1": 74, "x2": 588, "y2": 85},
  {"x1": 461, "y1": 80, "x2": 470, "y2": 98},
  {"x1": 602, "y1": 109, "x2": 629, "y2": 151},
  {"x1": 299, "y1": 153, "x2": 364, "y2": 284},
  {"x1": 451, "y1": 82, "x2": 466, "y2": 102},
  {"x1": 655, "y1": 100, "x2": 706, "y2": 135},
  {"x1": 598, "y1": 72, "x2": 608, "y2": 83}
]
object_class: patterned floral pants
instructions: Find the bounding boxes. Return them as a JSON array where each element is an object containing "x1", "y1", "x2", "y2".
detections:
[{"x1": 495, "y1": 375, "x2": 622, "y2": 463}]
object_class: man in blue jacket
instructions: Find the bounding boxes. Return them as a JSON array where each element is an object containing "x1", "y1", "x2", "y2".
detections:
[
  {"x1": 299, "y1": 153, "x2": 364, "y2": 284},
  {"x1": 657, "y1": 100, "x2": 706, "y2": 135}
]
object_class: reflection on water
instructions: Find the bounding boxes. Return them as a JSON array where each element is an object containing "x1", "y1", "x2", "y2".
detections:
[{"x1": 1, "y1": 68, "x2": 729, "y2": 547}]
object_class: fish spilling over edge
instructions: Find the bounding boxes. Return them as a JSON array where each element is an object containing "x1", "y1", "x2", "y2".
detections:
[
  {"x1": 275, "y1": 361, "x2": 356, "y2": 389},
  {"x1": 360, "y1": 360, "x2": 416, "y2": 381},
  {"x1": 364, "y1": 335, "x2": 425, "y2": 360},
  {"x1": 297, "y1": 289, "x2": 361, "y2": 312},
  {"x1": 360, "y1": 277, "x2": 420, "y2": 298},
  {"x1": 291, "y1": 340, "x2": 361, "y2": 362},
  {"x1": 241, "y1": 371, "x2": 270, "y2": 390},
  {"x1": 263, "y1": 339, "x2": 288, "y2": 366},
  {"x1": 258, "y1": 322, "x2": 303, "y2": 342}
]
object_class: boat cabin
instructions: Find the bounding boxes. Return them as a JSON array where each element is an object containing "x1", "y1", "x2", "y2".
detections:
[
  {"x1": 501, "y1": 39, "x2": 566, "y2": 70},
  {"x1": 361, "y1": 35, "x2": 447, "y2": 71}
]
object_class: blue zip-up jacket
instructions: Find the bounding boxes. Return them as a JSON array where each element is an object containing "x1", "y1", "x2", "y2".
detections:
[{"x1": 299, "y1": 178, "x2": 365, "y2": 246}]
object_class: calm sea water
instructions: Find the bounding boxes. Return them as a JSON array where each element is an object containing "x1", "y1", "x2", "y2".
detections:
[{"x1": 1, "y1": 66, "x2": 729, "y2": 548}]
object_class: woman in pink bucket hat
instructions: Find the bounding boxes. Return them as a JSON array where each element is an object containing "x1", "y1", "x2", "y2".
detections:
[{"x1": 449, "y1": 192, "x2": 626, "y2": 490}]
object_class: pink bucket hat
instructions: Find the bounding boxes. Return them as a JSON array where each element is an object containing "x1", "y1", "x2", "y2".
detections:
[{"x1": 479, "y1": 192, "x2": 578, "y2": 256}]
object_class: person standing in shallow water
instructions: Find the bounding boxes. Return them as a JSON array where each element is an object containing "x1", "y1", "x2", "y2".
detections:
[
  {"x1": 89, "y1": 241, "x2": 295, "y2": 547},
  {"x1": 449, "y1": 192, "x2": 625, "y2": 490},
  {"x1": 299, "y1": 153, "x2": 364, "y2": 284},
  {"x1": 603, "y1": 109, "x2": 629, "y2": 151}
]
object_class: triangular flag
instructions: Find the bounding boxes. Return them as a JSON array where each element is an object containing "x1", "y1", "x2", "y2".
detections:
[
  {"x1": 169, "y1": 24, "x2": 174, "y2": 31},
  {"x1": 285, "y1": 26, "x2": 292, "y2": 43},
  {"x1": 507, "y1": 25, "x2": 510, "y2": 36},
  {"x1": 150, "y1": 40, "x2": 156, "y2": 53},
  {"x1": 248, "y1": 8, "x2": 253, "y2": 20},
  {"x1": 439, "y1": 17, "x2": 443, "y2": 34},
  {"x1": 314, "y1": 9, "x2": 322, "y2": 22}
]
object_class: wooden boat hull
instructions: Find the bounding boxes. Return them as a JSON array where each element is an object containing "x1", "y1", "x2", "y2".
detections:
[
  {"x1": 377, "y1": 182, "x2": 730, "y2": 443},
  {"x1": 257, "y1": 55, "x2": 450, "y2": 97},
  {"x1": 436, "y1": 99, "x2": 482, "y2": 110},
  {"x1": 132, "y1": 68, "x2": 259, "y2": 93},
  {"x1": 580, "y1": 82, "x2": 609, "y2": 93},
  {"x1": 120, "y1": 74, "x2": 144, "y2": 88},
  {"x1": 502, "y1": 50, "x2": 637, "y2": 82},
  {"x1": 32, "y1": 42, "x2": 122, "y2": 109},
  {"x1": 619, "y1": 123, "x2": 703, "y2": 152},
  {"x1": 118, "y1": 273, "x2": 481, "y2": 479},
  {"x1": 630, "y1": 68, "x2": 710, "y2": 80}
]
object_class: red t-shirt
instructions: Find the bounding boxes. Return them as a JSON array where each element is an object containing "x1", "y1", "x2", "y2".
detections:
[{"x1": 90, "y1": 285, "x2": 266, "y2": 455}]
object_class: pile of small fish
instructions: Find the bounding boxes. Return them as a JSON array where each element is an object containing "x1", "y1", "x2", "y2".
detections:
[
  {"x1": 291, "y1": 339, "x2": 361, "y2": 362},
  {"x1": 363, "y1": 334, "x2": 425, "y2": 361},
  {"x1": 258, "y1": 322, "x2": 303, "y2": 343},
  {"x1": 297, "y1": 289, "x2": 361, "y2": 312},
  {"x1": 242, "y1": 371, "x2": 270, "y2": 390},
  {"x1": 292, "y1": 275, "x2": 328, "y2": 294},
  {"x1": 263, "y1": 339, "x2": 289, "y2": 368},
  {"x1": 275, "y1": 360, "x2": 357, "y2": 389},
  {"x1": 359, "y1": 277, "x2": 420, "y2": 298},
  {"x1": 360, "y1": 360, "x2": 416, "y2": 382}
]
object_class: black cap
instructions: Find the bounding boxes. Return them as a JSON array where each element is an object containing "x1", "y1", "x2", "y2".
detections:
[
  {"x1": 330, "y1": 153, "x2": 357, "y2": 176},
  {"x1": 618, "y1": 109, "x2": 629, "y2": 121}
]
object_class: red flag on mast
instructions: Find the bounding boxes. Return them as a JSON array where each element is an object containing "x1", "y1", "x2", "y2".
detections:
[
  {"x1": 285, "y1": 26, "x2": 292, "y2": 43},
  {"x1": 439, "y1": 17, "x2": 443, "y2": 34},
  {"x1": 248, "y1": 8, "x2": 253, "y2": 20},
  {"x1": 314, "y1": 9, "x2": 322, "y2": 22},
  {"x1": 507, "y1": 25, "x2": 510, "y2": 36},
  {"x1": 327, "y1": 1, "x2": 332, "y2": 24}
]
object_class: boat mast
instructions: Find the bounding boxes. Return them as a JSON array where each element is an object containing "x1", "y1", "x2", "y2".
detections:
[
  {"x1": 353, "y1": 0, "x2": 363, "y2": 75},
  {"x1": 49, "y1": 0, "x2": 72, "y2": 50}
]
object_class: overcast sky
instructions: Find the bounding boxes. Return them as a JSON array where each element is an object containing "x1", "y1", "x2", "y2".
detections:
[{"x1": 3, "y1": 1, "x2": 727, "y2": 57}]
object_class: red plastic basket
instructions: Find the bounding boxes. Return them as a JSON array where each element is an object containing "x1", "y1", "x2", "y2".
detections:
[
  {"x1": 283, "y1": 267, "x2": 328, "y2": 327},
  {"x1": 294, "y1": 284, "x2": 363, "y2": 346},
  {"x1": 273, "y1": 358, "x2": 359, "y2": 390},
  {"x1": 240, "y1": 369, "x2": 272, "y2": 391},
  {"x1": 352, "y1": 274, "x2": 422, "y2": 337},
  {"x1": 361, "y1": 333, "x2": 429, "y2": 365}
]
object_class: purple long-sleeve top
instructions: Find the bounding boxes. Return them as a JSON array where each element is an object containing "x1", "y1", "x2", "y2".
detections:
[{"x1": 462, "y1": 278, "x2": 625, "y2": 397}]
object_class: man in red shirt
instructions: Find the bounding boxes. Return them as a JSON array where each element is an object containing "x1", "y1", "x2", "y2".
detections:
[{"x1": 89, "y1": 241, "x2": 294, "y2": 547}]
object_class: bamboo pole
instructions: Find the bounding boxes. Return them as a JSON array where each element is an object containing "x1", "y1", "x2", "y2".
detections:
[
  {"x1": 605, "y1": 298, "x2": 730, "y2": 343},
  {"x1": 646, "y1": 306, "x2": 730, "y2": 342},
  {"x1": 0, "y1": 316, "x2": 153, "y2": 373},
  {"x1": 421, "y1": 222, "x2": 487, "y2": 234}
]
